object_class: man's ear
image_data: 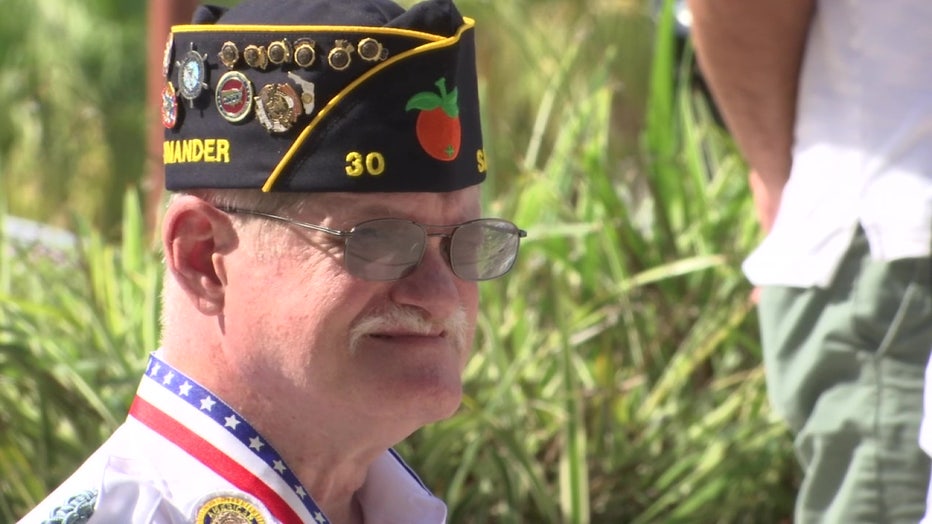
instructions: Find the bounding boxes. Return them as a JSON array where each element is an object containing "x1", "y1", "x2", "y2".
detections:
[{"x1": 162, "y1": 196, "x2": 238, "y2": 316}]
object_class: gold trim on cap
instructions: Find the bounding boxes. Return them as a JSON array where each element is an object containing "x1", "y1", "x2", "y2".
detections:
[{"x1": 171, "y1": 23, "x2": 445, "y2": 45}]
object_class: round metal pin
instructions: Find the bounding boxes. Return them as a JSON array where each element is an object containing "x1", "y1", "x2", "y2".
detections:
[
  {"x1": 293, "y1": 39, "x2": 317, "y2": 68},
  {"x1": 194, "y1": 494, "x2": 269, "y2": 524},
  {"x1": 215, "y1": 71, "x2": 254, "y2": 123},
  {"x1": 328, "y1": 40, "x2": 354, "y2": 71},
  {"x1": 358, "y1": 38, "x2": 387, "y2": 62},
  {"x1": 268, "y1": 39, "x2": 292, "y2": 66},
  {"x1": 244, "y1": 45, "x2": 269, "y2": 70},
  {"x1": 255, "y1": 83, "x2": 301, "y2": 133},
  {"x1": 219, "y1": 41, "x2": 240, "y2": 69},
  {"x1": 176, "y1": 44, "x2": 209, "y2": 107}
]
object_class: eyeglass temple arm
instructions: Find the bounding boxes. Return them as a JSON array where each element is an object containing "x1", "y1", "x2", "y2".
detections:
[{"x1": 215, "y1": 207, "x2": 352, "y2": 238}]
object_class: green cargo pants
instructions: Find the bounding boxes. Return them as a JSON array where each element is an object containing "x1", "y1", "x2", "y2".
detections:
[{"x1": 757, "y1": 229, "x2": 932, "y2": 523}]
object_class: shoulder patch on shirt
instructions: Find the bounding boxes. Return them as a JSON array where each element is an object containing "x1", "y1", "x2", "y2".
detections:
[
  {"x1": 195, "y1": 494, "x2": 268, "y2": 524},
  {"x1": 42, "y1": 489, "x2": 97, "y2": 524}
]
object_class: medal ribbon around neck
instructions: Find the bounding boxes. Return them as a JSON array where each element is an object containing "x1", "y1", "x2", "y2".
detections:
[{"x1": 129, "y1": 354, "x2": 331, "y2": 524}]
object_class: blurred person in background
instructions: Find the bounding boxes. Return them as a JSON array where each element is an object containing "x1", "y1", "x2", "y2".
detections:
[{"x1": 688, "y1": 1, "x2": 932, "y2": 522}]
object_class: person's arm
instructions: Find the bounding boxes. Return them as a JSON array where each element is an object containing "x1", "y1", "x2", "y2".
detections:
[{"x1": 687, "y1": 0, "x2": 815, "y2": 232}]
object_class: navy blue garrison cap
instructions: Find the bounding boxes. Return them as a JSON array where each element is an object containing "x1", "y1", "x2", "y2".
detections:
[{"x1": 160, "y1": 0, "x2": 486, "y2": 192}]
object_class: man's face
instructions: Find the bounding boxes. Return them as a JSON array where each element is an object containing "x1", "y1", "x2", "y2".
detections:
[{"x1": 221, "y1": 187, "x2": 481, "y2": 438}]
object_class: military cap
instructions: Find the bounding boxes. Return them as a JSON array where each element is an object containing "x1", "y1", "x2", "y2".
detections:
[{"x1": 161, "y1": 0, "x2": 486, "y2": 192}]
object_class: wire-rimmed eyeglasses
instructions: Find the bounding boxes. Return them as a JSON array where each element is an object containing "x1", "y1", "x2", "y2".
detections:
[{"x1": 218, "y1": 207, "x2": 526, "y2": 282}]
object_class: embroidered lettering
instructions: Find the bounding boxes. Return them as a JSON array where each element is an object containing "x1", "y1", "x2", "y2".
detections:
[
  {"x1": 345, "y1": 151, "x2": 385, "y2": 177},
  {"x1": 164, "y1": 139, "x2": 232, "y2": 164},
  {"x1": 345, "y1": 151, "x2": 364, "y2": 177}
]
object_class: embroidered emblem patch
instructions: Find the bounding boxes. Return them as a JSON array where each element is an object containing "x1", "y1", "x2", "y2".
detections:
[
  {"x1": 42, "y1": 489, "x2": 97, "y2": 524},
  {"x1": 405, "y1": 78, "x2": 461, "y2": 161},
  {"x1": 215, "y1": 71, "x2": 254, "y2": 123},
  {"x1": 195, "y1": 495, "x2": 267, "y2": 524},
  {"x1": 162, "y1": 33, "x2": 174, "y2": 77},
  {"x1": 161, "y1": 81, "x2": 179, "y2": 129}
]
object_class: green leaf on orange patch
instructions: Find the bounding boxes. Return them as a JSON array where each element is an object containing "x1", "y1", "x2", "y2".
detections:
[
  {"x1": 441, "y1": 87, "x2": 459, "y2": 117},
  {"x1": 405, "y1": 92, "x2": 444, "y2": 112},
  {"x1": 405, "y1": 78, "x2": 460, "y2": 118}
]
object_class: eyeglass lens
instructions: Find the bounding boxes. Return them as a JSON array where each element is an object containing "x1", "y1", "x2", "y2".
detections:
[{"x1": 343, "y1": 219, "x2": 521, "y2": 281}]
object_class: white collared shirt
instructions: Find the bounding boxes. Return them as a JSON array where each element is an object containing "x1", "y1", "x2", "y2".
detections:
[{"x1": 20, "y1": 353, "x2": 447, "y2": 524}]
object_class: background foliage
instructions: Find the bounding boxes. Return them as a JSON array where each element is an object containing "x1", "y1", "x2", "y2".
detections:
[{"x1": 0, "y1": 0, "x2": 799, "y2": 521}]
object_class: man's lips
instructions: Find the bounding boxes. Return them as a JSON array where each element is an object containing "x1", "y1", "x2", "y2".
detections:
[{"x1": 369, "y1": 329, "x2": 446, "y2": 339}]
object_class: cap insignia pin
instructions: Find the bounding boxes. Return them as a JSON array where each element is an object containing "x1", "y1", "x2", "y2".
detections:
[
  {"x1": 327, "y1": 40, "x2": 355, "y2": 71},
  {"x1": 358, "y1": 38, "x2": 387, "y2": 62},
  {"x1": 267, "y1": 39, "x2": 292, "y2": 66},
  {"x1": 216, "y1": 71, "x2": 254, "y2": 123},
  {"x1": 219, "y1": 41, "x2": 240, "y2": 69},
  {"x1": 161, "y1": 81, "x2": 179, "y2": 129},
  {"x1": 255, "y1": 83, "x2": 301, "y2": 133},
  {"x1": 293, "y1": 39, "x2": 317, "y2": 68},
  {"x1": 287, "y1": 71, "x2": 316, "y2": 115},
  {"x1": 244, "y1": 44, "x2": 269, "y2": 70},
  {"x1": 176, "y1": 44, "x2": 209, "y2": 108}
]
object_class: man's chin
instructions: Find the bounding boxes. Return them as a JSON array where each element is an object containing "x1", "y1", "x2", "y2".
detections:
[{"x1": 393, "y1": 379, "x2": 464, "y2": 425}]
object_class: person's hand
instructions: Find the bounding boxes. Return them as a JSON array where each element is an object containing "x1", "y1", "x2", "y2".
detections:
[
  {"x1": 748, "y1": 167, "x2": 787, "y2": 304},
  {"x1": 748, "y1": 167, "x2": 785, "y2": 234}
]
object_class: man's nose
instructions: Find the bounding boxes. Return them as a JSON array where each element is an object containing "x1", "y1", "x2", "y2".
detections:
[{"x1": 388, "y1": 237, "x2": 463, "y2": 319}]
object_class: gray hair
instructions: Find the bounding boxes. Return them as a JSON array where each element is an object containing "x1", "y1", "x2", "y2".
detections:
[{"x1": 168, "y1": 188, "x2": 311, "y2": 215}]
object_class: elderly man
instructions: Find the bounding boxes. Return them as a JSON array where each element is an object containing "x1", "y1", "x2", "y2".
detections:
[{"x1": 21, "y1": 0, "x2": 524, "y2": 522}]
